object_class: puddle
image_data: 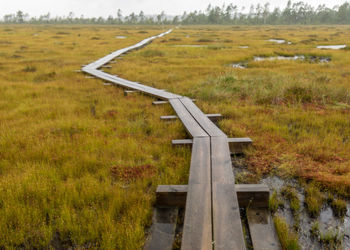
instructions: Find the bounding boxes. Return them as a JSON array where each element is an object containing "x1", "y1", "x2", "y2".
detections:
[
  {"x1": 254, "y1": 55, "x2": 330, "y2": 63},
  {"x1": 232, "y1": 157, "x2": 350, "y2": 249},
  {"x1": 317, "y1": 45, "x2": 346, "y2": 50},
  {"x1": 174, "y1": 45, "x2": 207, "y2": 48},
  {"x1": 116, "y1": 36, "x2": 126, "y2": 39},
  {"x1": 230, "y1": 55, "x2": 330, "y2": 69},
  {"x1": 254, "y1": 55, "x2": 304, "y2": 61},
  {"x1": 232, "y1": 63, "x2": 247, "y2": 69},
  {"x1": 268, "y1": 39, "x2": 292, "y2": 44}
]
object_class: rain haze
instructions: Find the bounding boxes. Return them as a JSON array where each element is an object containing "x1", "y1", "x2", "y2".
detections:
[{"x1": 1, "y1": 0, "x2": 348, "y2": 17}]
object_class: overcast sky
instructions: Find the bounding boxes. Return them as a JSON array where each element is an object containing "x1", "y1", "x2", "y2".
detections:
[{"x1": 1, "y1": 0, "x2": 347, "y2": 18}]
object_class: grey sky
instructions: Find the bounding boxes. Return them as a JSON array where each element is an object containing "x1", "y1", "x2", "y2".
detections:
[{"x1": 1, "y1": 0, "x2": 347, "y2": 18}]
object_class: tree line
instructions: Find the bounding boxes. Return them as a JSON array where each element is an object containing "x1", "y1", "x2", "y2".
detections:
[{"x1": 2, "y1": 1, "x2": 350, "y2": 25}]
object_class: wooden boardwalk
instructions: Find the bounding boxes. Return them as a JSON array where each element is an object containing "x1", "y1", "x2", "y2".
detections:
[{"x1": 82, "y1": 30, "x2": 279, "y2": 250}]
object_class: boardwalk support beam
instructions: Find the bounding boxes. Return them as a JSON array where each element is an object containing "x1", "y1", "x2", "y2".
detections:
[
  {"x1": 156, "y1": 184, "x2": 269, "y2": 209},
  {"x1": 172, "y1": 137, "x2": 253, "y2": 154},
  {"x1": 124, "y1": 90, "x2": 139, "y2": 96},
  {"x1": 161, "y1": 114, "x2": 222, "y2": 122}
]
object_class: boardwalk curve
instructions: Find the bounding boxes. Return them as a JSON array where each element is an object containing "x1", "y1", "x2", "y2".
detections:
[{"x1": 82, "y1": 30, "x2": 255, "y2": 250}]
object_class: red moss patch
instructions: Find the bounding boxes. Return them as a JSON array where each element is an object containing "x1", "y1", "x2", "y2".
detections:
[{"x1": 110, "y1": 164, "x2": 156, "y2": 183}]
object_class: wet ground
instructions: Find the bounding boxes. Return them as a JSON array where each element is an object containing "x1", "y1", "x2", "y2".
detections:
[
  {"x1": 232, "y1": 157, "x2": 350, "y2": 249},
  {"x1": 268, "y1": 39, "x2": 292, "y2": 44},
  {"x1": 231, "y1": 54, "x2": 331, "y2": 69},
  {"x1": 317, "y1": 45, "x2": 347, "y2": 50}
]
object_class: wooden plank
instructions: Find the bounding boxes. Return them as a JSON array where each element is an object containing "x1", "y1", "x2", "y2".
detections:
[
  {"x1": 228, "y1": 137, "x2": 253, "y2": 155},
  {"x1": 160, "y1": 115, "x2": 177, "y2": 120},
  {"x1": 161, "y1": 114, "x2": 222, "y2": 122},
  {"x1": 144, "y1": 207, "x2": 178, "y2": 250},
  {"x1": 206, "y1": 113, "x2": 222, "y2": 123},
  {"x1": 172, "y1": 137, "x2": 251, "y2": 154},
  {"x1": 181, "y1": 137, "x2": 212, "y2": 250},
  {"x1": 247, "y1": 208, "x2": 281, "y2": 250},
  {"x1": 172, "y1": 139, "x2": 193, "y2": 146},
  {"x1": 156, "y1": 185, "x2": 187, "y2": 207},
  {"x1": 155, "y1": 184, "x2": 269, "y2": 208},
  {"x1": 180, "y1": 97, "x2": 225, "y2": 137},
  {"x1": 169, "y1": 99, "x2": 208, "y2": 138},
  {"x1": 124, "y1": 90, "x2": 138, "y2": 96},
  {"x1": 153, "y1": 101, "x2": 168, "y2": 105},
  {"x1": 235, "y1": 184, "x2": 269, "y2": 208},
  {"x1": 211, "y1": 136, "x2": 246, "y2": 250}
]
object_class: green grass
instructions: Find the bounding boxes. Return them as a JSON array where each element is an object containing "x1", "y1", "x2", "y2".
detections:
[
  {"x1": 305, "y1": 184, "x2": 324, "y2": 218},
  {"x1": 0, "y1": 25, "x2": 190, "y2": 248},
  {"x1": 281, "y1": 185, "x2": 300, "y2": 215},
  {"x1": 269, "y1": 190, "x2": 283, "y2": 214},
  {"x1": 320, "y1": 228, "x2": 343, "y2": 249},
  {"x1": 273, "y1": 216, "x2": 300, "y2": 250},
  {"x1": 331, "y1": 198, "x2": 347, "y2": 217}
]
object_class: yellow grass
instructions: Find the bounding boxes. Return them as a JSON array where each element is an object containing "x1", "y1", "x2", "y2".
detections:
[{"x1": 0, "y1": 24, "x2": 349, "y2": 247}]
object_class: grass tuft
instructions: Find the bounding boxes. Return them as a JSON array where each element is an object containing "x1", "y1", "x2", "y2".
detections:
[
  {"x1": 331, "y1": 198, "x2": 347, "y2": 217},
  {"x1": 273, "y1": 216, "x2": 300, "y2": 250},
  {"x1": 305, "y1": 184, "x2": 324, "y2": 218}
]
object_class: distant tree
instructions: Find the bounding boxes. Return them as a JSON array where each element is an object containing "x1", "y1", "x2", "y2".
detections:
[
  {"x1": 2, "y1": 1, "x2": 350, "y2": 25},
  {"x1": 16, "y1": 10, "x2": 24, "y2": 23}
]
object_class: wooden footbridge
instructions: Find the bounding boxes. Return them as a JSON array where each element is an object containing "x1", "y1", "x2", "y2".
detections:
[{"x1": 82, "y1": 30, "x2": 280, "y2": 250}]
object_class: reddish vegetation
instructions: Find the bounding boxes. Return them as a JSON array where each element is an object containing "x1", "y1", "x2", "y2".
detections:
[
  {"x1": 110, "y1": 164, "x2": 156, "y2": 183},
  {"x1": 246, "y1": 133, "x2": 350, "y2": 196}
]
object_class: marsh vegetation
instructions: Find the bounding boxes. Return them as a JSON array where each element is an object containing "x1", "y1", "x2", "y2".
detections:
[{"x1": 0, "y1": 25, "x2": 349, "y2": 248}]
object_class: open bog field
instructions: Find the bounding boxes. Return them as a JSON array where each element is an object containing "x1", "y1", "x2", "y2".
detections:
[{"x1": 0, "y1": 25, "x2": 349, "y2": 249}]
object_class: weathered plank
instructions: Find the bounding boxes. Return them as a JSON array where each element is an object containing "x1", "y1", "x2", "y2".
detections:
[
  {"x1": 160, "y1": 114, "x2": 222, "y2": 122},
  {"x1": 156, "y1": 184, "x2": 269, "y2": 209},
  {"x1": 172, "y1": 139, "x2": 193, "y2": 146},
  {"x1": 144, "y1": 207, "x2": 178, "y2": 250},
  {"x1": 172, "y1": 137, "x2": 252, "y2": 154},
  {"x1": 169, "y1": 99, "x2": 208, "y2": 138},
  {"x1": 180, "y1": 97, "x2": 225, "y2": 137},
  {"x1": 228, "y1": 137, "x2": 253, "y2": 154},
  {"x1": 247, "y1": 208, "x2": 281, "y2": 250},
  {"x1": 160, "y1": 115, "x2": 178, "y2": 120},
  {"x1": 211, "y1": 136, "x2": 246, "y2": 250},
  {"x1": 156, "y1": 185, "x2": 187, "y2": 207},
  {"x1": 153, "y1": 101, "x2": 168, "y2": 105},
  {"x1": 181, "y1": 137, "x2": 212, "y2": 250},
  {"x1": 124, "y1": 90, "x2": 139, "y2": 96}
]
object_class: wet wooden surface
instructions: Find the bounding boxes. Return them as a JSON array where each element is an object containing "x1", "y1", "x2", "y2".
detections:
[
  {"x1": 144, "y1": 207, "x2": 179, "y2": 250},
  {"x1": 247, "y1": 208, "x2": 281, "y2": 250}
]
